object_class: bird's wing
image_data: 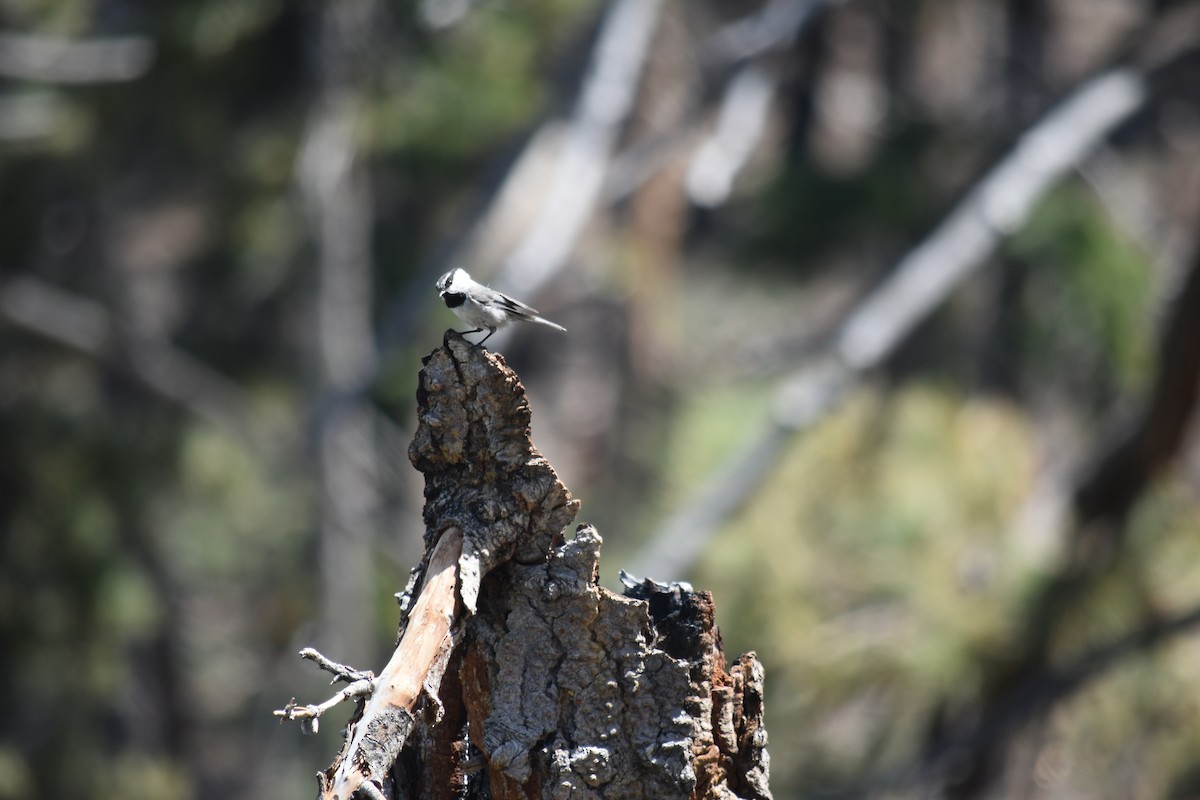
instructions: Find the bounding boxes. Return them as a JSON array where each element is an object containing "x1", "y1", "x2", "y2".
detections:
[{"x1": 492, "y1": 290, "x2": 541, "y2": 317}]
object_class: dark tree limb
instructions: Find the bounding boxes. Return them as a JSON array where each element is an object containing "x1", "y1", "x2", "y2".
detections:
[
  {"x1": 280, "y1": 332, "x2": 772, "y2": 799},
  {"x1": 1075, "y1": 255, "x2": 1200, "y2": 523}
]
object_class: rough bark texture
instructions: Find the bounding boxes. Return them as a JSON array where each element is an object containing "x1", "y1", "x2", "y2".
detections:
[
  {"x1": 408, "y1": 333, "x2": 582, "y2": 616},
  {"x1": 393, "y1": 332, "x2": 772, "y2": 799}
]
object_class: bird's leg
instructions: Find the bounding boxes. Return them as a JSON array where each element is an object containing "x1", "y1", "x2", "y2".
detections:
[
  {"x1": 473, "y1": 328, "x2": 498, "y2": 348},
  {"x1": 452, "y1": 327, "x2": 482, "y2": 343}
]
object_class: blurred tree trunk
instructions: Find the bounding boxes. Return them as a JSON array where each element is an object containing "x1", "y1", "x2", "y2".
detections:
[
  {"x1": 300, "y1": 335, "x2": 772, "y2": 800},
  {"x1": 1006, "y1": 0, "x2": 1049, "y2": 122},
  {"x1": 301, "y1": 0, "x2": 381, "y2": 667}
]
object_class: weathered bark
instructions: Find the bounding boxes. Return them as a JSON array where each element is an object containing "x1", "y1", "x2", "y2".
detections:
[{"x1": 289, "y1": 332, "x2": 771, "y2": 799}]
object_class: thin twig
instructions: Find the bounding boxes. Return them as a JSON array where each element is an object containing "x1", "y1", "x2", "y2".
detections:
[
  {"x1": 273, "y1": 677, "x2": 375, "y2": 729},
  {"x1": 298, "y1": 647, "x2": 376, "y2": 685}
]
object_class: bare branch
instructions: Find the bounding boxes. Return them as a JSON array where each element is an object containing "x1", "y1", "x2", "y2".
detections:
[
  {"x1": 634, "y1": 358, "x2": 851, "y2": 581},
  {"x1": 836, "y1": 68, "x2": 1145, "y2": 370},
  {"x1": 498, "y1": 0, "x2": 664, "y2": 296},
  {"x1": 274, "y1": 678, "x2": 375, "y2": 733},
  {"x1": 0, "y1": 276, "x2": 265, "y2": 444},
  {"x1": 298, "y1": 647, "x2": 376, "y2": 685},
  {"x1": 707, "y1": 0, "x2": 839, "y2": 64},
  {"x1": 0, "y1": 31, "x2": 153, "y2": 83},
  {"x1": 0, "y1": 276, "x2": 111, "y2": 353},
  {"x1": 685, "y1": 65, "x2": 777, "y2": 208},
  {"x1": 606, "y1": 0, "x2": 836, "y2": 205},
  {"x1": 633, "y1": 66, "x2": 1148, "y2": 581},
  {"x1": 321, "y1": 527, "x2": 463, "y2": 799}
]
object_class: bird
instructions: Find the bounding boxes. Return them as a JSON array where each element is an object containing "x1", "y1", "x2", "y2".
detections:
[{"x1": 435, "y1": 268, "x2": 566, "y2": 347}]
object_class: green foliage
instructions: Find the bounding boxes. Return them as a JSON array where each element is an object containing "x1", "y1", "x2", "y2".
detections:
[
  {"x1": 689, "y1": 381, "x2": 1200, "y2": 794},
  {"x1": 374, "y1": 25, "x2": 538, "y2": 155},
  {"x1": 660, "y1": 379, "x2": 776, "y2": 498},
  {"x1": 751, "y1": 124, "x2": 944, "y2": 271},
  {"x1": 1044, "y1": 634, "x2": 1200, "y2": 798},
  {"x1": 1128, "y1": 478, "x2": 1200, "y2": 610},
  {"x1": 1, "y1": 0, "x2": 92, "y2": 32},
  {"x1": 370, "y1": 1, "x2": 590, "y2": 156},
  {"x1": 691, "y1": 386, "x2": 1037, "y2": 785},
  {"x1": 102, "y1": 754, "x2": 190, "y2": 800},
  {"x1": 1007, "y1": 183, "x2": 1154, "y2": 393},
  {"x1": 174, "y1": 0, "x2": 283, "y2": 58}
]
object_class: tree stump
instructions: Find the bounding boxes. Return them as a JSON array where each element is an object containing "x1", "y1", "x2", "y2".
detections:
[{"x1": 280, "y1": 333, "x2": 771, "y2": 799}]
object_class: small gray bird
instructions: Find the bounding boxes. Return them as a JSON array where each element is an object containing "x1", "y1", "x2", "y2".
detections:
[{"x1": 435, "y1": 268, "x2": 566, "y2": 346}]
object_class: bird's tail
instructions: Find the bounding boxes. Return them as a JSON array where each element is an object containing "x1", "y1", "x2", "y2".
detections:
[{"x1": 526, "y1": 313, "x2": 566, "y2": 332}]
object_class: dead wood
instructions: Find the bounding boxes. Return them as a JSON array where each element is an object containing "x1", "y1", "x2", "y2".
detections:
[{"x1": 280, "y1": 331, "x2": 771, "y2": 799}]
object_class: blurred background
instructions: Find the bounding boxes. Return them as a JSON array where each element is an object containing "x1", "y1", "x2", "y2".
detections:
[{"x1": 2, "y1": 0, "x2": 1200, "y2": 798}]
